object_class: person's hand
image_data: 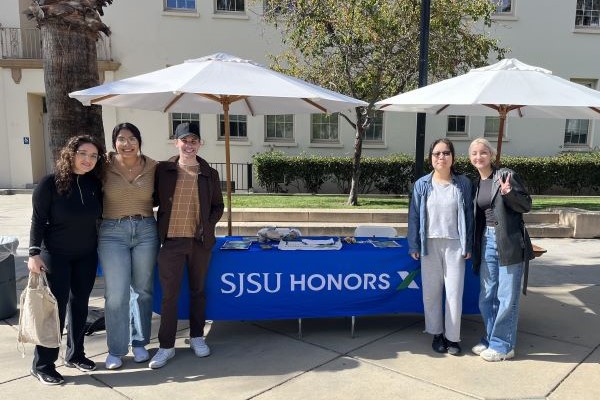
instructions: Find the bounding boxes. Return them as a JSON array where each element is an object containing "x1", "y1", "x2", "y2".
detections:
[
  {"x1": 499, "y1": 172, "x2": 512, "y2": 195},
  {"x1": 410, "y1": 252, "x2": 420, "y2": 260},
  {"x1": 464, "y1": 252, "x2": 471, "y2": 260},
  {"x1": 27, "y1": 255, "x2": 46, "y2": 274}
]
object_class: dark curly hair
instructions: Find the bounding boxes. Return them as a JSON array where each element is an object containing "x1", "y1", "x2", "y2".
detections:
[{"x1": 55, "y1": 135, "x2": 106, "y2": 195}]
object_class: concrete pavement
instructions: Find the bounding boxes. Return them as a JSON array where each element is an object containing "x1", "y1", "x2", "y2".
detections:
[{"x1": 1, "y1": 193, "x2": 599, "y2": 399}]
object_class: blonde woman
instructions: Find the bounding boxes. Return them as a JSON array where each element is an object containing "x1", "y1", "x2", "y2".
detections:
[{"x1": 469, "y1": 138, "x2": 534, "y2": 362}]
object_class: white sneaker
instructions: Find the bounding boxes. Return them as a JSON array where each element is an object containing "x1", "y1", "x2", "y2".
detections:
[
  {"x1": 148, "y1": 348, "x2": 175, "y2": 369},
  {"x1": 105, "y1": 354, "x2": 123, "y2": 370},
  {"x1": 471, "y1": 343, "x2": 488, "y2": 355},
  {"x1": 132, "y1": 346, "x2": 150, "y2": 363},
  {"x1": 190, "y1": 337, "x2": 211, "y2": 357},
  {"x1": 480, "y1": 348, "x2": 515, "y2": 362}
]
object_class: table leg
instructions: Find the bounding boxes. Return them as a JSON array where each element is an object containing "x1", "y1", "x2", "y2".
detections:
[
  {"x1": 298, "y1": 318, "x2": 302, "y2": 339},
  {"x1": 351, "y1": 316, "x2": 356, "y2": 338}
]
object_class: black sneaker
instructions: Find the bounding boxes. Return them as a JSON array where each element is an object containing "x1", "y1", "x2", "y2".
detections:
[
  {"x1": 446, "y1": 339, "x2": 462, "y2": 355},
  {"x1": 64, "y1": 356, "x2": 96, "y2": 372},
  {"x1": 30, "y1": 368, "x2": 64, "y2": 386},
  {"x1": 432, "y1": 334, "x2": 447, "y2": 353}
]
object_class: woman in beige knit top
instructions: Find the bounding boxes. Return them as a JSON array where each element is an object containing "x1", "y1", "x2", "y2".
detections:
[{"x1": 97, "y1": 122, "x2": 159, "y2": 370}]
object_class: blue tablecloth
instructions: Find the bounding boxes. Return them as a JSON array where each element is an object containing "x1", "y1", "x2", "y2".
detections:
[{"x1": 153, "y1": 237, "x2": 480, "y2": 320}]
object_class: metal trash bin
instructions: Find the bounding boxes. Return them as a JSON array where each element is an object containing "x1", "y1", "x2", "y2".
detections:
[{"x1": 0, "y1": 236, "x2": 19, "y2": 319}]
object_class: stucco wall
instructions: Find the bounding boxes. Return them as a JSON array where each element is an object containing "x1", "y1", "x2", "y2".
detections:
[{"x1": 0, "y1": 0, "x2": 599, "y2": 188}]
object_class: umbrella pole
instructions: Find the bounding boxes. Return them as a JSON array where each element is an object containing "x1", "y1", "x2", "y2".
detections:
[
  {"x1": 223, "y1": 101, "x2": 233, "y2": 236},
  {"x1": 495, "y1": 107, "x2": 508, "y2": 166}
]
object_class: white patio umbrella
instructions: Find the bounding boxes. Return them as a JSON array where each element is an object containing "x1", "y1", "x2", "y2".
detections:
[
  {"x1": 376, "y1": 58, "x2": 600, "y2": 163},
  {"x1": 70, "y1": 53, "x2": 367, "y2": 235}
]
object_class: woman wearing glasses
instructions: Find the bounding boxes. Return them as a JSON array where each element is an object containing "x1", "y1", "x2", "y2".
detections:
[
  {"x1": 98, "y1": 123, "x2": 158, "y2": 370},
  {"x1": 469, "y1": 137, "x2": 533, "y2": 362},
  {"x1": 408, "y1": 138, "x2": 473, "y2": 356},
  {"x1": 28, "y1": 135, "x2": 105, "y2": 385}
]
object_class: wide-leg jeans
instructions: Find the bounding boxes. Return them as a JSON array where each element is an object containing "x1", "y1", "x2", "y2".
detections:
[
  {"x1": 479, "y1": 226, "x2": 524, "y2": 354},
  {"x1": 98, "y1": 217, "x2": 159, "y2": 356}
]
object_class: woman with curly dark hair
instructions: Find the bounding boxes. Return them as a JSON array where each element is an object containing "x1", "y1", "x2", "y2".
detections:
[{"x1": 27, "y1": 135, "x2": 105, "y2": 385}]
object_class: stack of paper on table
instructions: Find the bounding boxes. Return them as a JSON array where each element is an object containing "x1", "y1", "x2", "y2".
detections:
[{"x1": 278, "y1": 238, "x2": 342, "y2": 250}]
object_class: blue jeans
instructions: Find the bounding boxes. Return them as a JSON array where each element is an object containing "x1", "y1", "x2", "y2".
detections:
[
  {"x1": 98, "y1": 217, "x2": 159, "y2": 356},
  {"x1": 478, "y1": 226, "x2": 524, "y2": 353}
]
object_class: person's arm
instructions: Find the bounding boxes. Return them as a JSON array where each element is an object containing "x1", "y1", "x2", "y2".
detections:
[
  {"x1": 28, "y1": 176, "x2": 52, "y2": 273},
  {"x1": 407, "y1": 181, "x2": 422, "y2": 260},
  {"x1": 152, "y1": 163, "x2": 161, "y2": 208},
  {"x1": 208, "y1": 169, "x2": 225, "y2": 225},
  {"x1": 462, "y1": 176, "x2": 474, "y2": 258}
]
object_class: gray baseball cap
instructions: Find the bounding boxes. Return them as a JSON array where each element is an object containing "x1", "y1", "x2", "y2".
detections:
[{"x1": 174, "y1": 122, "x2": 200, "y2": 140}]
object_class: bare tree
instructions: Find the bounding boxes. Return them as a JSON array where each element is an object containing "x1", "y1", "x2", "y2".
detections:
[{"x1": 25, "y1": 0, "x2": 113, "y2": 161}]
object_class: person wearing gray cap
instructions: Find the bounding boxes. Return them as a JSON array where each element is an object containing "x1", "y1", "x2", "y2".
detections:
[{"x1": 149, "y1": 122, "x2": 224, "y2": 369}]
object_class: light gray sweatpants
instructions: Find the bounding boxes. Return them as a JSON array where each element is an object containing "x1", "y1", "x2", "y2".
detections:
[{"x1": 420, "y1": 238, "x2": 465, "y2": 342}]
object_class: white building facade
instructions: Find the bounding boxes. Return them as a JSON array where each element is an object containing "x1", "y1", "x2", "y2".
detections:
[{"x1": 1, "y1": 0, "x2": 599, "y2": 189}]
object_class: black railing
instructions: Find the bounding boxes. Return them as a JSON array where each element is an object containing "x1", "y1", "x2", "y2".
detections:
[
  {"x1": 209, "y1": 162, "x2": 253, "y2": 193},
  {"x1": 0, "y1": 27, "x2": 112, "y2": 60}
]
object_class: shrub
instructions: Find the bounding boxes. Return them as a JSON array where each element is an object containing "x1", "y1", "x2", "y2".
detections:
[{"x1": 253, "y1": 151, "x2": 600, "y2": 195}]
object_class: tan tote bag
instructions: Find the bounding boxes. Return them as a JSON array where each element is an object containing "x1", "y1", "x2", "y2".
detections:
[{"x1": 17, "y1": 272, "x2": 61, "y2": 351}]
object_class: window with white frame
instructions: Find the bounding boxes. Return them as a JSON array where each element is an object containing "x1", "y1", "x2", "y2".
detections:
[
  {"x1": 311, "y1": 113, "x2": 339, "y2": 143},
  {"x1": 492, "y1": 0, "x2": 513, "y2": 14},
  {"x1": 362, "y1": 111, "x2": 384, "y2": 142},
  {"x1": 218, "y1": 114, "x2": 247, "y2": 140},
  {"x1": 564, "y1": 79, "x2": 597, "y2": 146},
  {"x1": 170, "y1": 113, "x2": 199, "y2": 139},
  {"x1": 575, "y1": 0, "x2": 600, "y2": 28},
  {"x1": 265, "y1": 114, "x2": 294, "y2": 141},
  {"x1": 484, "y1": 116, "x2": 501, "y2": 138},
  {"x1": 447, "y1": 115, "x2": 468, "y2": 137},
  {"x1": 216, "y1": 0, "x2": 245, "y2": 13},
  {"x1": 165, "y1": 0, "x2": 196, "y2": 11}
]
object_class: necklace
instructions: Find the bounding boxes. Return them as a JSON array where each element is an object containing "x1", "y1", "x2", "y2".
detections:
[
  {"x1": 117, "y1": 155, "x2": 141, "y2": 175},
  {"x1": 178, "y1": 161, "x2": 199, "y2": 167}
]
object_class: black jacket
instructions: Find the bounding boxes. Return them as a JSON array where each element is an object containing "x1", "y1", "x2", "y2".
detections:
[
  {"x1": 154, "y1": 155, "x2": 224, "y2": 248},
  {"x1": 473, "y1": 167, "x2": 535, "y2": 293},
  {"x1": 30, "y1": 173, "x2": 102, "y2": 256}
]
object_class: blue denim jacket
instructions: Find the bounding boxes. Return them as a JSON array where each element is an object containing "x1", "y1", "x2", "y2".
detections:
[{"x1": 407, "y1": 172, "x2": 474, "y2": 257}]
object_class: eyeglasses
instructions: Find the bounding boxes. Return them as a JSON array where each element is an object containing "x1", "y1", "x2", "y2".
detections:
[
  {"x1": 76, "y1": 150, "x2": 99, "y2": 161},
  {"x1": 116, "y1": 136, "x2": 138, "y2": 144},
  {"x1": 432, "y1": 151, "x2": 452, "y2": 158}
]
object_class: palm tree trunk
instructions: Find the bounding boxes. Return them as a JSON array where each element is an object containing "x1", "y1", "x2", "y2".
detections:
[{"x1": 41, "y1": 23, "x2": 104, "y2": 161}]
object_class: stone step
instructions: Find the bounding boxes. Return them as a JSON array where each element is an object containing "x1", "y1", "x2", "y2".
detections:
[
  {"x1": 223, "y1": 208, "x2": 409, "y2": 223},
  {"x1": 216, "y1": 222, "x2": 408, "y2": 237},
  {"x1": 222, "y1": 209, "x2": 558, "y2": 224},
  {"x1": 527, "y1": 223, "x2": 575, "y2": 238},
  {"x1": 216, "y1": 221, "x2": 574, "y2": 238},
  {"x1": 217, "y1": 208, "x2": 589, "y2": 238}
]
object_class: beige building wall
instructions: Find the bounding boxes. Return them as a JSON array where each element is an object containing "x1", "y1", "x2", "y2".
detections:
[{"x1": 0, "y1": 0, "x2": 599, "y2": 188}]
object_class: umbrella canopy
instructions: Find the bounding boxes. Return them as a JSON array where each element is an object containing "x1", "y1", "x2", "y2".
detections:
[
  {"x1": 70, "y1": 53, "x2": 367, "y2": 235},
  {"x1": 376, "y1": 58, "x2": 600, "y2": 163}
]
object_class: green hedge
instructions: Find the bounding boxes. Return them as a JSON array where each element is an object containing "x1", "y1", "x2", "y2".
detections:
[{"x1": 253, "y1": 151, "x2": 600, "y2": 195}]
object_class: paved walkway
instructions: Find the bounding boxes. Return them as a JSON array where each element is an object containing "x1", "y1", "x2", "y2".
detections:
[{"x1": 1, "y1": 194, "x2": 599, "y2": 399}]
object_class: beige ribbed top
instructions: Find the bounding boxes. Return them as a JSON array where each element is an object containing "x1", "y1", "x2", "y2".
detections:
[{"x1": 102, "y1": 153, "x2": 157, "y2": 219}]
